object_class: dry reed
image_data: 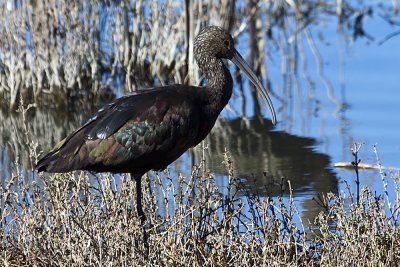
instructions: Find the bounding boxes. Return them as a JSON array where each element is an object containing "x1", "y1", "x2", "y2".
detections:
[
  {"x1": 1, "y1": 0, "x2": 398, "y2": 110},
  {"x1": 1, "y1": 113, "x2": 399, "y2": 266},
  {"x1": 1, "y1": 1, "x2": 400, "y2": 266}
]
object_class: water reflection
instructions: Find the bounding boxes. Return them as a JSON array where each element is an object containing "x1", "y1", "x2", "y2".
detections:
[
  {"x1": 0, "y1": 98, "x2": 337, "y2": 226},
  {"x1": 204, "y1": 117, "x2": 337, "y2": 223},
  {"x1": 0, "y1": 94, "x2": 113, "y2": 177}
]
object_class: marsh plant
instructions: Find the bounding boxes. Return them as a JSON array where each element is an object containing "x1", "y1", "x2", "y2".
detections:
[
  {"x1": 1, "y1": 1, "x2": 400, "y2": 266},
  {"x1": 0, "y1": 0, "x2": 398, "y2": 109},
  {"x1": 0, "y1": 127, "x2": 399, "y2": 266}
]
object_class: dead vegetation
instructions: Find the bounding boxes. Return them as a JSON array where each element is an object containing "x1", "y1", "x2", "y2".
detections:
[
  {"x1": 1, "y1": 1, "x2": 400, "y2": 266},
  {"x1": 0, "y1": 0, "x2": 398, "y2": 109},
  {"x1": 1, "y1": 140, "x2": 399, "y2": 266}
]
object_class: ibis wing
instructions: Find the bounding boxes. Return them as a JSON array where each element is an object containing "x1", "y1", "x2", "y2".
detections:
[
  {"x1": 83, "y1": 90, "x2": 155, "y2": 140},
  {"x1": 37, "y1": 86, "x2": 202, "y2": 173},
  {"x1": 83, "y1": 90, "x2": 199, "y2": 171}
]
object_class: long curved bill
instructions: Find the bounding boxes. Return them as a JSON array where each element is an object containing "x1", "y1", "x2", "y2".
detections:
[{"x1": 231, "y1": 49, "x2": 277, "y2": 125}]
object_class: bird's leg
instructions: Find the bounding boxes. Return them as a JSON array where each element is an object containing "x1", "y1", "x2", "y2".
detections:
[
  {"x1": 131, "y1": 173, "x2": 149, "y2": 256},
  {"x1": 131, "y1": 173, "x2": 146, "y2": 223}
]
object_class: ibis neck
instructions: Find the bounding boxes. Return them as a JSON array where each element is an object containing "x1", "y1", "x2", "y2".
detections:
[{"x1": 201, "y1": 58, "x2": 233, "y2": 116}]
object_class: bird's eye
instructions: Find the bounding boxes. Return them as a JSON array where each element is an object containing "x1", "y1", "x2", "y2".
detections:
[{"x1": 224, "y1": 39, "x2": 230, "y2": 48}]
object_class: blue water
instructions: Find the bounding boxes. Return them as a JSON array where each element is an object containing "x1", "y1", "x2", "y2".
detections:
[
  {"x1": 215, "y1": 14, "x2": 400, "y2": 223},
  {"x1": 275, "y1": 15, "x2": 400, "y2": 219}
]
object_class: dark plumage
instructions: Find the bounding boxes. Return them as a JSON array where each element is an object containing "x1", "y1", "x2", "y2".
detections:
[{"x1": 36, "y1": 26, "x2": 277, "y2": 221}]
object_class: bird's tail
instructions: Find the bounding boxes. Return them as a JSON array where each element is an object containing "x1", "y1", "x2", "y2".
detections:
[
  {"x1": 36, "y1": 149, "x2": 66, "y2": 173},
  {"x1": 36, "y1": 130, "x2": 86, "y2": 173}
]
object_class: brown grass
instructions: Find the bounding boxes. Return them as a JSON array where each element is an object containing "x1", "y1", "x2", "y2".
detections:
[
  {"x1": 1, "y1": 0, "x2": 398, "y2": 109},
  {"x1": 1, "y1": 1, "x2": 400, "y2": 265},
  {"x1": 1, "y1": 141, "x2": 400, "y2": 266}
]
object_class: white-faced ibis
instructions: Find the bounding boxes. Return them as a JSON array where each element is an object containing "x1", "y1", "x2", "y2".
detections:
[{"x1": 36, "y1": 26, "x2": 277, "y2": 221}]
